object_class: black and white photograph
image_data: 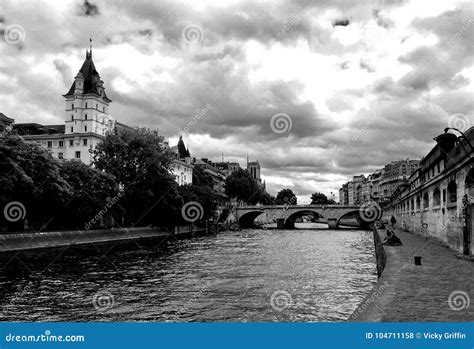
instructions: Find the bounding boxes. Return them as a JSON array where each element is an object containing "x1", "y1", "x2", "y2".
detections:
[{"x1": 0, "y1": 0, "x2": 473, "y2": 347}]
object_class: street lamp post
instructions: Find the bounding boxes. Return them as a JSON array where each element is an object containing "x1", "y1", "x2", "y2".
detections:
[{"x1": 444, "y1": 127, "x2": 474, "y2": 153}]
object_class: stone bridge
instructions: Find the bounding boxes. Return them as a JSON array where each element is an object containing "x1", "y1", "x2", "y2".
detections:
[{"x1": 235, "y1": 204, "x2": 381, "y2": 229}]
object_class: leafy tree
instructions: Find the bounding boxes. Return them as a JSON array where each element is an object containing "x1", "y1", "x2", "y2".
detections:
[
  {"x1": 178, "y1": 184, "x2": 219, "y2": 221},
  {"x1": 259, "y1": 191, "x2": 275, "y2": 205},
  {"x1": 0, "y1": 135, "x2": 71, "y2": 231},
  {"x1": 224, "y1": 168, "x2": 261, "y2": 204},
  {"x1": 192, "y1": 165, "x2": 214, "y2": 187},
  {"x1": 310, "y1": 192, "x2": 336, "y2": 204},
  {"x1": 59, "y1": 160, "x2": 120, "y2": 229},
  {"x1": 92, "y1": 127, "x2": 183, "y2": 227},
  {"x1": 275, "y1": 188, "x2": 297, "y2": 205}
]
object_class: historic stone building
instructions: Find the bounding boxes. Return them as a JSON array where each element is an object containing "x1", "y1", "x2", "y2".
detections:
[
  {"x1": 169, "y1": 137, "x2": 194, "y2": 186},
  {"x1": 14, "y1": 49, "x2": 123, "y2": 165},
  {"x1": 339, "y1": 183, "x2": 349, "y2": 205},
  {"x1": 347, "y1": 175, "x2": 365, "y2": 205},
  {"x1": 379, "y1": 159, "x2": 420, "y2": 204},
  {"x1": 247, "y1": 157, "x2": 261, "y2": 184},
  {"x1": 386, "y1": 127, "x2": 473, "y2": 255}
]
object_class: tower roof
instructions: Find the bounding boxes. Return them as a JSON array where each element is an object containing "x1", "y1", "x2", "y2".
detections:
[{"x1": 63, "y1": 50, "x2": 111, "y2": 102}]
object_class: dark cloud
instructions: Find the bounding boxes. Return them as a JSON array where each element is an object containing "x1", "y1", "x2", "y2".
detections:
[
  {"x1": 79, "y1": 0, "x2": 99, "y2": 17},
  {"x1": 333, "y1": 19, "x2": 350, "y2": 27}
]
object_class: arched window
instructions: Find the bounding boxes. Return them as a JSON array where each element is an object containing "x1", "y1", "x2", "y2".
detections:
[
  {"x1": 423, "y1": 192, "x2": 429, "y2": 210},
  {"x1": 433, "y1": 188, "x2": 441, "y2": 206},
  {"x1": 411, "y1": 198, "x2": 415, "y2": 212},
  {"x1": 416, "y1": 196, "x2": 421, "y2": 211},
  {"x1": 447, "y1": 180, "x2": 457, "y2": 203}
]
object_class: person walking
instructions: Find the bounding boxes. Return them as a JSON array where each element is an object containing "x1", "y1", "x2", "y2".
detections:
[{"x1": 390, "y1": 215, "x2": 396, "y2": 227}]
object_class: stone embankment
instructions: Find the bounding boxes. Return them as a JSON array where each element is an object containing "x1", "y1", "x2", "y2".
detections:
[
  {"x1": 350, "y1": 227, "x2": 474, "y2": 322},
  {"x1": 0, "y1": 225, "x2": 209, "y2": 254}
]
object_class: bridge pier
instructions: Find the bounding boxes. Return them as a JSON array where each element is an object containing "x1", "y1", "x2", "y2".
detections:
[
  {"x1": 327, "y1": 218, "x2": 338, "y2": 230},
  {"x1": 276, "y1": 218, "x2": 285, "y2": 229}
]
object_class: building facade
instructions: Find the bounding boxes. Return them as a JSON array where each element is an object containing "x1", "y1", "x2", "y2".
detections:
[
  {"x1": 171, "y1": 158, "x2": 194, "y2": 186},
  {"x1": 386, "y1": 127, "x2": 474, "y2": 255}
]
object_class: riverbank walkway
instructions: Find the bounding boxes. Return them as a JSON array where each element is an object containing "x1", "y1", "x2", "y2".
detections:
[{"x1": 351, "y1": 227, "x2": 474, "y2": 322}]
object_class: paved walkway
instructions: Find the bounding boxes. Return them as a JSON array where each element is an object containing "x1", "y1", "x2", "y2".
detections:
[{"x1": 351, "y1": 227, "x2": 474, "y2": 322}]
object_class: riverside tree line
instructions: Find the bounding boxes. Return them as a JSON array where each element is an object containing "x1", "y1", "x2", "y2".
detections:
[
  {"x1": 0, "y1": 127, "x2": 265, "y2": 232},
  {"x1": 1, "y1": 127, "x2": 336, "y2": 232}
]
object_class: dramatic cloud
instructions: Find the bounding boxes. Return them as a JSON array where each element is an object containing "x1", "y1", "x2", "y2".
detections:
[{"x1": 0, "y1": 0, "x2": 472, "y2": 202}]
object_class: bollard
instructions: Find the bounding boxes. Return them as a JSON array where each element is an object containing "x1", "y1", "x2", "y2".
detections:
[{"x1": 414, "y1": 256, "x2": 422, "y2": 265}]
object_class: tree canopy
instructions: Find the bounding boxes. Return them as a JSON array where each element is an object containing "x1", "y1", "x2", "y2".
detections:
[
  {"x1": 91, "y1": 127, "x2": 182, "y2": 227},
  {"x1": 224, "y1": 168, "x2": 262, "y2": 204},
  {"x1": 0, "y1": 135, "x2": 72, "y2": 231},
  {"x1": 275, "y1": 188, "x2": 297, "y2": 205},
  {"x1": 310, "y1": 192, "x2": 335, "y2": 205}
]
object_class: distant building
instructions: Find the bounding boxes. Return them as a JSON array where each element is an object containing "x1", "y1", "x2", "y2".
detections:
[
  {"x1": 339, "y1": 183, "x2": 349, "y2": 205},
  {"x1": 13, "y1": 49, "x2": 121, "y2": 165},
  {"x1": 214, "y1": 161, "x2": 241, "y2": 176},
  {"x1": 194, "y1": 158, "x2": 227, "y2": 195},
  {"x1": 379, "y1": 159, "x2": 419, "y2": 204},
  {"x1": 247, "y1": 156, "x2": 261, "y2": 184},
  {"x1": 339, "y1": 159, "x2": 419, "y2": 206},
  {"x1": 169, "y1": 137, "x2": 193, "y2": 186},
  {"x1": 347, "y1": 175, "x2": 365, "y2": 205}
]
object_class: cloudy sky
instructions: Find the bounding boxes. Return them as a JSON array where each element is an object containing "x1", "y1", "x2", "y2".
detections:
[{"x1": 1, "y1": 0, "x2": 473, "y2": 203}]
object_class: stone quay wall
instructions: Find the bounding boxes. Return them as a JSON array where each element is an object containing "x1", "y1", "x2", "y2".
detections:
[{"x1": 383, "y1": 160, "x2": 473, "y2": 254}]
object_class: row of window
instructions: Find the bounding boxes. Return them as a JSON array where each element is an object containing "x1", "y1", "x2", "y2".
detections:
[
  {"x1": 396, "y1": 181, "x2": 457, "y2": 213},
  {"x1": 70, "y1": 115, "x2": 111, "y2": 123},
  {"x1": 71, "y1": 103, "x2": 106, "y2": 113},
  {"x1": 57, "y1": 151, "x2": 82, "y2": 160},
  {"x1": 47, "y1": 139, "x2": 89, "y2": 148}
]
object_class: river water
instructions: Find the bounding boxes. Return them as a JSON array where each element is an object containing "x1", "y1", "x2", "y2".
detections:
[{"x1": 0, "y1": 225, "x2": 377, "y2": 322}]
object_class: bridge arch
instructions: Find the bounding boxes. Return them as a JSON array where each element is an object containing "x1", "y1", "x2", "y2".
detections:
[
  {"x1": 238, "y1": 210, "x2": 265, "y2": 228},
  {"x1": 284, "y1": 209, "x2": 326, "y2": 229},
  {"x1": 335, "y1": 209, "x2": 362, "y2": 229}
]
